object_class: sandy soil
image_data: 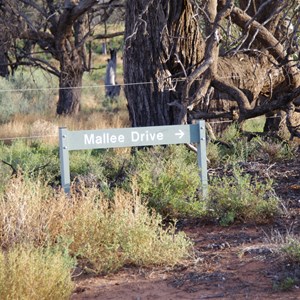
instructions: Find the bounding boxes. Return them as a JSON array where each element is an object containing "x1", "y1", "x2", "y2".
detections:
[{"x1": 71, "y1": 156, "x2": 300, "y2": 300}]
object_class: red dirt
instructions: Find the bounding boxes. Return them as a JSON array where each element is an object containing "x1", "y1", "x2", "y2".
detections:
[{"x1": 71, "y1": 156, "x2": 300, "y2": 300}]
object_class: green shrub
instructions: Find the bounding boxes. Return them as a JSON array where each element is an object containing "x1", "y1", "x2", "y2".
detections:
[
  {"x1": 0, "y1": 140, "x2": 131, "y2": 195},
  {"x1": 280, "y1": 237, "x2": 300, "y2": 263},
  {"x1": 0, "y1": 68, "x2": 58, "y2": 122},
  {"x1": 206, "y1": 142, "x2": 220, "y2": 167},
  {"x1": 207, "y1": 166, "x2": 279, "y2": 225},
  {"x1": 207, "y1": 124, "x2": 296, "y2": 167},
  {"x1": 209, "y1": 124, "x2": 260, "y2": 165},
  {"x1": 273, "y1": 277, "x2": 297, "y2": 292},
  {"x1": 0, "y1": 68, "x2": 57, "y2": 121},
  {"x1": 11, "y1": 68, "x2": 57, "y2": 114},
  {"x1": 135, "y1": 145, "x2": 206, "y2": 217},
  {"x1": 0, "y1": 140, "x2": 59, "y2": 191},
  {"x1": 252, "y1": 138, "x2": 297, "y2": 162},
  {"x1": 0, "y1": 245, "x2": 74, "y2": 300}
]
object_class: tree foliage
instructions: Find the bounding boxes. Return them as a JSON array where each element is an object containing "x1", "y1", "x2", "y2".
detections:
[{"x1": 0, "y1": 0, "x2": 124, "y2": 114}]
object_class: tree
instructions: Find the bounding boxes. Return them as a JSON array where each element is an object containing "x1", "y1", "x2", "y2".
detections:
[
  {"x1": 1, "y1": 0, "x2": 124, "y2": 115},
  {"x1": 0, "y1": 1, "x2": 19, "y2": 77},
  {"x1": 123, "y1": 0, "x2": 300, "y2": 138}
]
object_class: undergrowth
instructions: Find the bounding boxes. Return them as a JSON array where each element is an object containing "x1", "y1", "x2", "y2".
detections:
[
  {"x1": 0, "y1": 121, "x2": 297, "y2": 297},
  {"x1": 208, "y1": 166, "x2": 280, "y2": 225},
  {"x1": 135, "y1": 145, "x2": 205, "y2": 217},
  {"x1": 0, "y1": 176, "x2": 192, "y2": 276},
  {"x1": 0, "y1": 245, "x2": 75, "y2": 300}
]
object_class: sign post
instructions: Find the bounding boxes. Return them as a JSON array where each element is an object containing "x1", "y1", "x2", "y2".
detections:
[
  {"x1": 59, "y1": 127, "x2": 71, "y2": 194},
  {"x1": 59, "y1": 121, "x2": 208, "y2": 197},
  {"x1": 197, "y1": 120, "x2": 208, "y2": 197}
]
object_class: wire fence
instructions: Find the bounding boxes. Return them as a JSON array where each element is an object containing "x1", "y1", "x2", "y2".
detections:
[
  {"x1": 0, "y1": 74, "x2": 268, "y2": 94},
  {"x1": 0, "y1": 117, "x2": 281, "y2": 143},
  {"x1": 0, "y1": 77, "x2": 283, "y2": 143}
]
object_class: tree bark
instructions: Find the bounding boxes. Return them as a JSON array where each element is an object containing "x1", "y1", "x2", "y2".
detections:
[
  {"x1": 123, "y1": 0, "x2": 204, "y2": 126},
  {"x1": 55, "y1": 12, "x2": 87, "y2": 115},
  {"x1": 56, "y1": 62, "x2": 83, "y2": 115},
  {"x1": 0, "y1": 53, "x2": 9, "y2": 78}
]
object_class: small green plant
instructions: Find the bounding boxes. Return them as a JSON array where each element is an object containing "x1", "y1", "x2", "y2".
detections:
[
  {"x1": 0, "y1": 245, "x2": 75, "y2": 300},
  {"x1": 207, "y1": 166, "x2": 280, "y2": 225},
  {"x1": 273, "y1": 277, "x2": 297, "y2": 292},
  {"x1": 135, "y1": 145, "x2": 206, "y2": 217},
  {"x1": 280, "y1": 237, "x2": 300, "y2": 263},
  {"x1": 242, "y1": 116, "x2": 265, "y2": 132}
]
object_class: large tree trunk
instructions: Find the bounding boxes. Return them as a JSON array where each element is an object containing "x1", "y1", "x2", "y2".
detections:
[
  {"x1": 56, "y1": 13, "x2": 87, "y2": 115},
  {"x1": 56, "y1": 63, "x2": 83, "y2": 115},
  {"x1": 0, "y1": 53, "x2": 9, "y2": 78},
  {"x1": 123, "y1": 0, "x2": 204, "y2": 126}
]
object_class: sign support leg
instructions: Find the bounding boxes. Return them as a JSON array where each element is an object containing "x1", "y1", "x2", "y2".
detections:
[
  {"x1": 197, "y1": 120, "x2": 208, "y2": 198},
  {"x1": 59, "y1": 127, "x2": 71, "y2": 194}
]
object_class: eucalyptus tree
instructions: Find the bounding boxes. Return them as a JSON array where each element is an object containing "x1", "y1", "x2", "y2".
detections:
[
  {"x1": 123, "y1": 0, "x2": 300, "y2": 138},
  {"x1": 0, "y1": 0, "x2": 124, "y2": 115},
  {"x1": 0, "y1": 1, "x2": 19, "y2": 77}
]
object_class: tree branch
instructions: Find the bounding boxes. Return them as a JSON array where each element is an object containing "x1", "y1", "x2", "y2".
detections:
[
  {"x1": 92, "y1": 31, "x2": 124, "y2": 40},
  {"x1": 242, "y1": 86, "x2": 300, "y2": 120},
  {"x1": 212, "y1": 76, "x2": 251, "y2": 113}
]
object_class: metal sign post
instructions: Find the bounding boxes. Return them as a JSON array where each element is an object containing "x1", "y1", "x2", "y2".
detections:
[
  {"x1": 59, "y1": 121, "x2": 208, "y2": 197},
  {"x1": 59, "y1": 127, "x2": 71, "y2": 194},
  {"x1": 197, "y1": 120, "x2": 208, "y2": 198}
]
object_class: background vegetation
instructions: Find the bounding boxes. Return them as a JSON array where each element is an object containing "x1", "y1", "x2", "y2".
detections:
[{"x1": 0, "y1": 18, "x2": 299, "y2": 299}]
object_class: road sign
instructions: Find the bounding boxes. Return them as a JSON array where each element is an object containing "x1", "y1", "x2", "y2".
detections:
[
  {"x1": 62, "y1": 124, "x2": 201, "y2": 150},
  {"x1": 59, "y1": 121, "x2": 208, "y2": 196}
]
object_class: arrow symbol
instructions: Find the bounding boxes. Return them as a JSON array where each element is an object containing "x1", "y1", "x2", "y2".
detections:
[{"x1": 175, "y1": 129, "x2": 184, "y2": 139}]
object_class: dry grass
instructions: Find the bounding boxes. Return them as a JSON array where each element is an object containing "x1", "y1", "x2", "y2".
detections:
[
  {"x1": 0, "y1": 100, "x2": 130, "y2": 146},
  {"x1": 56, "y1": 108, "x2": 129, "y2": 131},
  {"x1": 0, "y1": 245, "x2": 74, "y2": 300},
  {"x1": 0, "y1": 176, "x2": 71, "y2": 248},
  {"x1": 266, "y1": 229, "x2": 300, "y2": 263},
  {"x1": 63, "y1": 184, "x2": 192, "y2": 273},
  {"x1": 0, "y1": 176, "x2": 192, "y2": 275}
]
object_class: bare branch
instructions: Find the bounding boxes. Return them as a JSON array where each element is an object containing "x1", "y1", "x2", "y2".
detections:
[{"x1": 93, "y1": 30, "x2": 124, "y2": 40}]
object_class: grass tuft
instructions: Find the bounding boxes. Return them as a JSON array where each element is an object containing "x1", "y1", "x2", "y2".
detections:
[
  {"x1": 0, "y1": 245, "x2": 75, "y2": 300},
  {"x1": 63, "y1": 183, "x2": 192, "y2": 273}
]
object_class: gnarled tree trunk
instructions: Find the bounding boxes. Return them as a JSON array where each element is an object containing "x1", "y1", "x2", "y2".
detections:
[
  {"x1": 124, "y1": 0, "x2": 204, "y2": 126},
  {"x1": 56, "y1": 12, "x2": 88, "y2": 115},
  {"x1": 56, "y1": 61, "x2": 83, "y2": 115}
]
